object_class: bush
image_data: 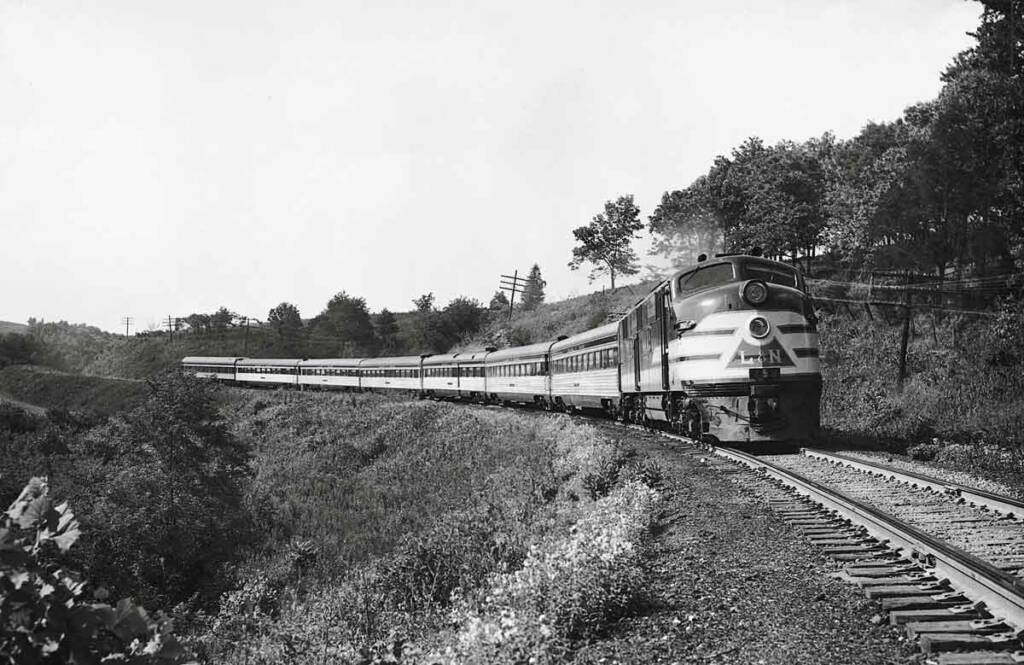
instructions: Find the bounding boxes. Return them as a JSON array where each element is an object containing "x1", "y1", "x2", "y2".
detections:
[
  {"x1": 67, "y1": 373, "x2": 253, "y2": 608},
  {"x1": 906, "y1": 442, "x2": 940, "y2": 461},
  {"x1": 0, "y1": 477, "x2": 190, "y2": 663},
  {"x1": 451, "y1": 480, "x2": 659, "y2": 662}
]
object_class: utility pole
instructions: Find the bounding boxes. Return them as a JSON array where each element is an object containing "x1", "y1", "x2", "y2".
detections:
[
  {"x1": 166, "y1": 315, "x2": 175, "y2": 344},
  {"x1": 499, "y1": 270, "x2": 527, "y2": 322},
  {"x1": 242, "y1": 316, "x2": 251, "y2": 354},
  {"x1": 897, "y1": 272, "x2": 912, "y2": 387},
  {"x1": 122, "y1": 316, "x2": 133, "y2": 338}
]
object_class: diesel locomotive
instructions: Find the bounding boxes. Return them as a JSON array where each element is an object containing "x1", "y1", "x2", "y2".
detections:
[{"x1": 182, "y1": 253, "x2": 821, "y2": 444}]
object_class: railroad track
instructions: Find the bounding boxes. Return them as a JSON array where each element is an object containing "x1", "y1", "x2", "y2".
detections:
[{"x1": 692, "y1": 439, "x2": 1024, "y2": 665}]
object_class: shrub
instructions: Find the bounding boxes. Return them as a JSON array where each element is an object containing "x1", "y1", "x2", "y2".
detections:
[
  {"x1": 0, "y1": 477, "x2": 190, "y2": 663},
  {"x1": 68, "y1": 373, "x2": 254, "y2": 608},
  {"x1": 450, "y1": 480, "x2": 659, "y2": 662},
  {"x1": 906, "y1": 441, "x2": 940, "y2": 461}
]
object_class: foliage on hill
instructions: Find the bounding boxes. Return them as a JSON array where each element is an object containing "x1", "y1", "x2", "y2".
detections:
[
  {"x1": 818, "y1": 297, "x2": 1024, "y2": 483},
  {"x1": 0, "y1": 366, "x2": 149, "y2": 416},
  {"x1": 186, "y1": 390, "x2": 659, "y2": 663},
  {"x1": 462, "y1": 279, "x2": 660, "y2": 350},
  {"x1": 649, "y1": 1, "x2": 1023, "y2": 277},
  {"x1": 0, "y1": 374, "x2": 255, "y2": 610},
  {"x1": 0, "y1": 321, "x2": 28, "y2": 335}
]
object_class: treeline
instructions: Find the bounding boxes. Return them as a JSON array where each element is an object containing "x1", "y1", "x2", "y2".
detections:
[
  {"x1": 165, "y1": 263, "x2": 550, "y2": 359},
  {"x1": 647, "y1": 1, "x2": 1022, "y2": 279}
]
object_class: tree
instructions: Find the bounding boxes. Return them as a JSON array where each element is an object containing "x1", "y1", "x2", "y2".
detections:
[
  {"x1": 315, "y1": 292, "x2": 377, "y2": 356},
  {"x1": 74, "y1": 373, "x2": 253, "y2": 607},
  {"x1": 520, "y1": 264, "x2": 547, "y2": 310},
  {"x1": 569, "y1": 195, "x2": 644, "y2": 289},
  {"x1": 267, "y1": 302, "x2": 303, "y2": 338},
  {"x1": 209, "y1": 306, "x2": 237, "y2": 330},
  {"x1": 441, "y1": 297, "x2": 485, "y2": 341},
  {"x1": 489, "y1": 291, "x2": 509, "y2": 311},
  {"x1": 413, "y1": 293, "x2": 435, "y2": 313},
  {"x1": 648, "y1": 177, "x2": 725, "y2": 268},
  {"x1": 375, "y1": 309, "x2": 400, "y2": 354}
]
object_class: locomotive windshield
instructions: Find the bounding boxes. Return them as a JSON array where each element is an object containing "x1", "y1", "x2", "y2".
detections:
[
  {"x1": 676, "y1": 262, "x2": 735, "y2": 294},
  {"x1": 741, "y1": 260, "x2": 801, "y2": 289}
]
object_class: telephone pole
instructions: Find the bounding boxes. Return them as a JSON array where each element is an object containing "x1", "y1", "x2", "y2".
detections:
[
  {"x1": 121, "y1": 316, "x2": 133, "y2": 338},
  {"x1": 500, "y1": 270, "x2": 527, "y2": 321},
  {"x1": 166, "y1": 315, "x2": 177, "y2": 343}
]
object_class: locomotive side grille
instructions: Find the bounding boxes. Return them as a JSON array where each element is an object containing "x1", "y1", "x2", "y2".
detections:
[
  {"x1": 777, "y1": 324, "x2": 816, "y2": 334},
  {"x1": 684, "y1": 328, "x2": 736, "y2": 337},
  {"x1": 793, "y1": 347, "x2": 819, "y2": 357},
  {"x1": 675, "y1": 353, "x2": 722, "y2": 362},
  {"x1": 683, "y1": 383, "x2": 750, "y2": 397}
]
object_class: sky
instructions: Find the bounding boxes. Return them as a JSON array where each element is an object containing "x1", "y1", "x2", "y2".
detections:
[{"x1": 1, "y1": 0, "x2": 981, "y2": 333}]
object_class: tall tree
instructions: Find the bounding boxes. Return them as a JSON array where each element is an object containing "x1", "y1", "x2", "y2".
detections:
[
  {"x1": 267, "y1": 302, "x2": 303, "y2": 339},
  {"x1": 489, "y1": 290, "x2": 509, "y2": 311},
  {"x1": 412, "y1": 293, "x2": 435, "y2": 312},
  {"x1": 568, "y1": 195, "x2": 643, "y2": 289},
  {"x1": 441, "y1": 297, "x2": 484, "y2": 341},
  {"x1": 315, "y1": 292, "x2": 377, "y2": 356},
  {"x1": 648, "y1": 177, "x2": 725, "y2": 268},
  {"x1": 374, "y1": 309, "x2": 400, "y2": 354},
  {"x1": 209, "y1": 307, "x2": 237, "y2": 330},
  {"x1": 520, "y1": 264, "x2": 547, "y2": 310}
]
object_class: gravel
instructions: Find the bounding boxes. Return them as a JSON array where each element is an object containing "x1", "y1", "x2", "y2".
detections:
[
  {"x1": 572, "y1": 426, "x2": 920, "y2": 665},
  {"x1": 833, "y1": 449, "x2": 1023, "y2": 500},
  {"x1": 764, "y1": 454, "x2": 1024, "y2": 573}
]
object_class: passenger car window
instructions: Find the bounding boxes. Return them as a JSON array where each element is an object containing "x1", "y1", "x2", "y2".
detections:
[{"x1": 677, "y1": 263, "x2": 735, "y2": 294}]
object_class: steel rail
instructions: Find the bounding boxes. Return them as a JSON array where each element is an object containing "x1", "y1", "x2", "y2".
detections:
[
  {"x1": 710, "y1": 444, "x2": 1024, "y2": 632},
  {"x1": 803, "y1": 448, "x2": 1024, "y2": 518}
]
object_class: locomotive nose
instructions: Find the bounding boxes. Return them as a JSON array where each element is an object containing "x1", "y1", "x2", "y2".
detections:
[{"x1": 748, "y1": 383, "x2": 781, "y2": 423}]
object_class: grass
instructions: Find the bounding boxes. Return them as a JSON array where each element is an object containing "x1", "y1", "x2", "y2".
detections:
[
  {"x1": 188, "y1": 389, "x2": 659, "y2": 663},
  {"x1": 461, "y1": 279, "x2": 660, "y2": 350},
  {"x1": 0, "y1": 365, "x2": 149, "y2": 416},
  {"x1": 0, "y1": 320, "x2": 28, "y2": 335}
]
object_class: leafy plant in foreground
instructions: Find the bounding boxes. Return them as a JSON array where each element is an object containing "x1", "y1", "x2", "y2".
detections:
[{"x1": 0, "y1": 477, "x2": 191, "y2": 664}]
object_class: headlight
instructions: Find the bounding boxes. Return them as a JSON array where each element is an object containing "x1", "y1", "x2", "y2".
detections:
[
  {"x1": 749, "y1": 317, "x2": 770, "y2": 338},
  {"x1": 741, "y1": 280, "x2": 768, "y2": 306}
]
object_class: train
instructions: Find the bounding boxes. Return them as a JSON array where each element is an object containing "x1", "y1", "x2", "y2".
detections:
[{"x1": 182, "y1": 253, "x2": 821, "y2": 444}]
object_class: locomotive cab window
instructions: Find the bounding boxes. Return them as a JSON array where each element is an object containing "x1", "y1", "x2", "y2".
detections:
[
  {"x1": 677, "y1": 263, "x2": 735, "y2": 295},
  {"x1": 742, "y1": 261, "x2": 800, "y2": 289}
]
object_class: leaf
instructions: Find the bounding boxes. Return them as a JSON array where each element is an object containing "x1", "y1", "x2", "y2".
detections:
[
  {"x1": 16, "y1": 495, "x2": 52, "y2": 530},
  {"x1": 7, "y1": 570, "x2": 30, "y2": 589},
  {"x1": 52, "y1": 523, "x2": 81, "y2": 552}
]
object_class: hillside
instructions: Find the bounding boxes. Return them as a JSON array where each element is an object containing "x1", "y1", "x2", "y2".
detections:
[
  {"x1": 461, "y1": 279, "x2": 661, "y2": 350},
  {"x1": 0, "y1": 320, "x2": 28, "y2": 335}
]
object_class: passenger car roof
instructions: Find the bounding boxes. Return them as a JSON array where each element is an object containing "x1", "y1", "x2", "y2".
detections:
[
  {"x1": 550, "y1": 322, "x2": 618, "y2": 353},
  {"x1": 485, "y1": 341, "x2": 555, "y2": 362}
]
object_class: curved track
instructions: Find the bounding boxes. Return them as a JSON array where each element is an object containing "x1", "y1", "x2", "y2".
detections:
[{"x1": 702, "y1": 441, "x2": 1024, "y2": 663}]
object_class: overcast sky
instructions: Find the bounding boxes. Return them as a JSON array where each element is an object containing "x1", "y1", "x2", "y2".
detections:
[{"x1": 1, "y1": 0, "x2": 980, "y2": 332}]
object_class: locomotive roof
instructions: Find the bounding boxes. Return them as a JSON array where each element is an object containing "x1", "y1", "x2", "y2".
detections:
[
  {"x1": 671, "y1": 254, "x2": 799, "y2": 278},
  {"x1": 181, "y1": 356, "x2": 243, "y2": 364}
]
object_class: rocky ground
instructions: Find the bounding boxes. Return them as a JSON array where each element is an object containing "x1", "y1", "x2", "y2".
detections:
[{"x1": 573, "y1": 425, "x2": 921, "y2": 665}]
